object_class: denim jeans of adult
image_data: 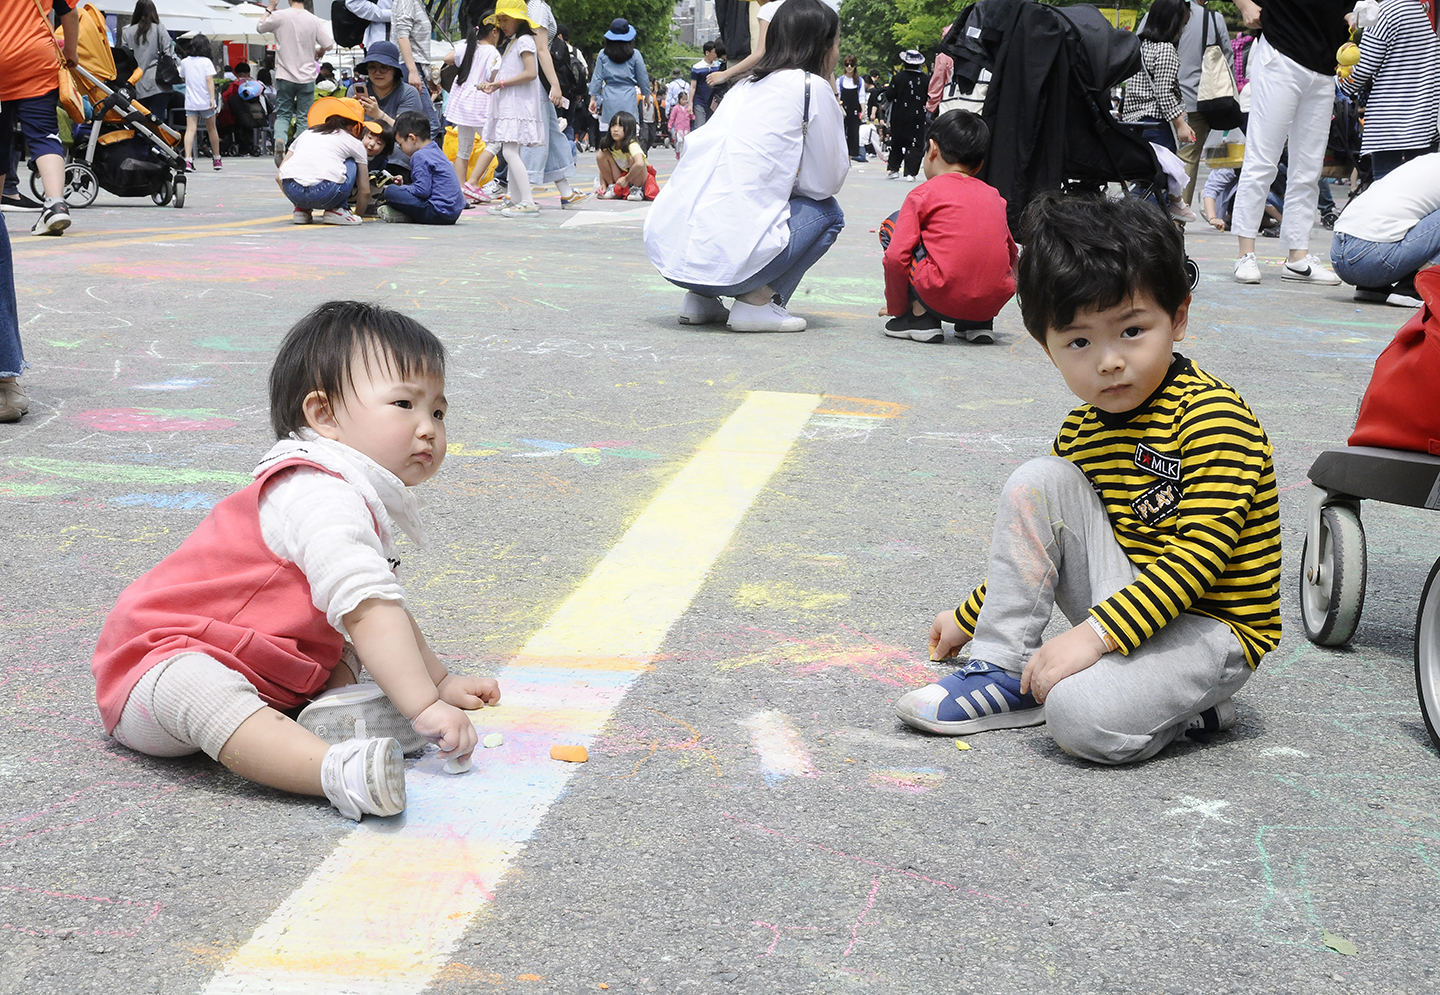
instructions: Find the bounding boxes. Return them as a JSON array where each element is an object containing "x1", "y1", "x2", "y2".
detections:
[
  {"x1": 0, "y1": 213, "x2": 25, "y2": 378},
  {"x1": 1137, "y1": 117, "x2": 1176, "y2": 153},
  {"x1": 282, "y1": 160, "x2": 357, "y2": 212},
  {"x1": 273, "y1": 79, "x2": 315, "y2": 149},
  {"x1": 1370, "y1": 145, "x2": 1438, "y2": 183},
  {"x1": 667, "y1": 195, "x2": 846, "y2": 306},
  {"x1": 1331, "y1": 211, "x2": 1440, "y2": 288},
  {"x1": 383, "y1": 183, "x2": 459, "y2": 225}
]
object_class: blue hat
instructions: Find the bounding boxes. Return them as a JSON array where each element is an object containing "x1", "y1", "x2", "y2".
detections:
[
  {"x1": 358, "y1": 40, "x2": 404, "y2": 73},
  {"x1": 604, "y1": 18, "x2": 636, "y2": 41}
]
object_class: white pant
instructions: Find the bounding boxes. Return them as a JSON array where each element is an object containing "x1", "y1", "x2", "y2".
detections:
[{"x1": 1231, "y1": 38, "x2": 1334, "y2": 248}]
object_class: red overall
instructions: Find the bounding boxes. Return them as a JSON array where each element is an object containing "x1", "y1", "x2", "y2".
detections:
[{"x1": 92, "y1": 458, "x2": 359, "y2": 734}]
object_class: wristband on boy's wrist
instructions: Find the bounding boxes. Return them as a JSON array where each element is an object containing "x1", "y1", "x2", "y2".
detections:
[{"x1": 1087, "y1": 615, "x2": 1118, "y2": 652}]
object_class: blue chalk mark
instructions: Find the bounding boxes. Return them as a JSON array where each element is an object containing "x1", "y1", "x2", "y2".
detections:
[
  {"x1": 111, "y1": 492, "x2": 219, "y2": 510},
  {"x1": 518, "y1": 438, "x2": 575, "y2": 451}
]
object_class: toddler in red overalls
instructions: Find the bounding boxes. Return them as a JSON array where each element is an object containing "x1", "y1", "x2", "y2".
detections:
[{"x1": 92, "y1": 301, "x2": 499, "y2": 820}]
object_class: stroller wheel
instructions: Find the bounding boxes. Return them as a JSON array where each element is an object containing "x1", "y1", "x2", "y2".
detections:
[
  {"x1": 173, "y1": 176, "x2": 186, "y2": 209},
  {"x1": 151, "y1": 179, "x2": 174, "y2": 207},
  {"x1": 1184, "y1": 256, "x2": 1200, "y2": 291},
  {"x1": 1298, "y1": 504, "x2": 1367, "y2": 646},
  {"x1": 1416, "y1": 554, "x2": 1440, "y2": 751},
  {"x1": 31, "y1": 160, "x2": 99, "y2": 207}
]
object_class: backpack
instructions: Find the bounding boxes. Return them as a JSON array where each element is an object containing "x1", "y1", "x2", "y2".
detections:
[
  {"x1": 330, "y1": 1, "x2": 370, "y2": 49},
  {"x1": 568, "y1": 47, "x2": 587, "y2": 97}
]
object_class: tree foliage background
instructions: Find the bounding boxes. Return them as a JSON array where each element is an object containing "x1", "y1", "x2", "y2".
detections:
[
  {"x1": 552, "y1": 0, "x2": 679, "y2": 73},
  {"x1": 840, "y1": 0, "x2": 1240, "y2": 77}
]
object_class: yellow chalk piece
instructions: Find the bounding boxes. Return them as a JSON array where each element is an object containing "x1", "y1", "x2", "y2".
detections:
[
  {"x1": 550, "y1": 745, "x2": 589, "y2": 763},
  {"x1": 954, "y1": 739, "x2": 972, "y2": 751}
]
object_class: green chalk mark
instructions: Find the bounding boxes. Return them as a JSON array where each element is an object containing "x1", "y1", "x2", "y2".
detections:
[
  {"x1": 194, "y1": 336, "x2": 278, "y2": 352},
  {"x1": 6, "y1": 457, "x2": 250, "y2": 487},
  {"x1": 44, "y1": 339, "x2": 83, "y2": 349}
]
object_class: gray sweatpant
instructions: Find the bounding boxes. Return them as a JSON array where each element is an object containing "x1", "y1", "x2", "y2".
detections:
[{"x1": 969, "y1": 457, "x2": 1251, "y2": 765}]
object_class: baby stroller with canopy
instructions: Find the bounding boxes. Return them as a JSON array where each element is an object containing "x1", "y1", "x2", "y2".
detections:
[
  {"x1": 938, "y1": 0, "x2": 1199, "y2": 289},
  {"x1": 27, "y1": 3, "x2": 188, "y2": 209}
]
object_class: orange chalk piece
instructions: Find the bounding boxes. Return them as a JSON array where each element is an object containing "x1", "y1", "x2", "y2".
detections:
[{"x1": 550, "y1": 744, "x2": 589, "y2": 763}]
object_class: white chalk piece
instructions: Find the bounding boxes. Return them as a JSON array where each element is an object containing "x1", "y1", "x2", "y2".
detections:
[
  {"x1": 483, "y1": 732, "x2": 503, "y2": 748},
  {"x1": 443, "y1": 756, "x2": 472, "y2": 775}
]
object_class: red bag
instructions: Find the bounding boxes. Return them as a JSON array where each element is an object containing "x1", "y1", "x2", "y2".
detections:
[
  {"x1": 1348, "y1": 266, "x2": 1440, "y2": 455},
  {"x1": 613, "y1": 164, "x2": 660, "y2": 202}
]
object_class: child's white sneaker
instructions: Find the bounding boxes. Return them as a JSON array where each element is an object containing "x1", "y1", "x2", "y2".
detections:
[
  {"x1": 298, "y1": 683, "x2": 430, "y2": 754},
  {"x1": 1233, "y1": 252, "x2": 1261, "y2": 284},
  {"x1": 1183, "y1": 698, "x2": 1237, "y2": 742},
  {"x1": 627, "y1": 186, "x2": 645, "y2": 201},
  {"x1": 320, "y1": 737, "x2": 407, "y2": 821}
]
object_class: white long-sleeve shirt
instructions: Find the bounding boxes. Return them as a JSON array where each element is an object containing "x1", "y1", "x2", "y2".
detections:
[
  {"x1": 251, "y1": 431, "x2": 426, "y2": 636},
  {"x1": 644, "y1": 69, "x2": 848, "y2": 288}
]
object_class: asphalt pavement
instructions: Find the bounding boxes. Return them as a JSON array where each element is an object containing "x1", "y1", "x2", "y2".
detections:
[{"x1": 1, "y1": 149, "x2": 1437, "y2": 995}]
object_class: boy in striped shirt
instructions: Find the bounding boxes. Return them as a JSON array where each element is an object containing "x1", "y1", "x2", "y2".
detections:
[{"x1": 895, "y1": 195, "x2": 1281, "y2": 764}]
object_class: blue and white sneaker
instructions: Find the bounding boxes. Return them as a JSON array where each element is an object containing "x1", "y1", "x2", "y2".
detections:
[{"x1": 895, "y1": 659, "x2": 1045, "y2": 735}]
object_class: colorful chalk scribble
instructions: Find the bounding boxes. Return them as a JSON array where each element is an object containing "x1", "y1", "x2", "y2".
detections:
[
  {"x1": 867, "y1": 767, "x2": 946, "y2": 794},
  {"x1": 73, "y1": 409, "x2": 239, "y2": 432}
]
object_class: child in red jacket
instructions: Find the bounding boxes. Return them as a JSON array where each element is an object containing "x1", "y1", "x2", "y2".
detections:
[{"x1": 879, "y1": 110, "x2": 1017, "y2": 344}]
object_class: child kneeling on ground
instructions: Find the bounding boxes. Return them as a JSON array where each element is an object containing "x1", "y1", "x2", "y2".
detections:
[
  {"x1": 276, "y1": 97, "x2": 374, "y2": 226},
  {"x1": 92, "y1": 302, "x2": 500, "y2": 820},
  {"x1": 379, "y1": 111, "x2": 466, "y2": 225},
  {"x1": 878, "y1": 110, "x2": 1016, "y2": 345},
  {"x1": 894, "y1": 195, "x2": 1281, "y2": 764}
]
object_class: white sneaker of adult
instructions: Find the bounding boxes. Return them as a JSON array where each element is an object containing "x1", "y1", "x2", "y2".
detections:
[
  {"x1": 319, "y1": 737, "x2": 407, "y2": 821},
  {"x1": 727, "y1": 299, "x2": 806, "y2": 332},
  {"x1": 1233, "y1": 253, "x2": 1261, "y2": 284},
  {"x1": 1281, "y1": 253, "x2": 1342, "y2": 285},
  {"x1": 678, "y1": 292, "x2": 730, "y2": 325}
]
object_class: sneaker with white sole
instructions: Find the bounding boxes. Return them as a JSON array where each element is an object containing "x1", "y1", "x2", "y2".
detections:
[
  {"x1": 678, "y1": 292, "x2": 730, "y2": 325},
  {"x1": 895, "y1": 659, "x2": 1046, "y2": 735},
  {"x1": 322, "y1": 207, "x2": 361, "y2": 226},
  {"x1": 559, "y1": 190, "x2": 590, "y2": 208},
  {"x1": 292, "y1": 209, "x2": 313, "y2": 225},
  {"x1": 1183, "y1": 698, "x2": 1237, "y2": 743},
  {"x1": 883, "y1": 312, "x2": 943, "y2": 342},
  {"x1": 376, "y1": 205, "x2": 414, "y2": 223},
  {"x1": 319, "y1": 737, "x2": 407, "y2": 821},
  {"x1": 30, "y1": 200, "x2": 70, "y2": 236},
  {"x1": 1281, "y1": 254, "x2": 1341, "y2": 285},
  {"x1": 960, "y1": 322, "x2": 996, "y2": 344},
  {"x1": 501, "y1": 203, "x2": 541, "y2": 217},
  {"x1": 727, "y1": 298, "x2": 806, "y2": 332},
  {"x1": 627, "y1": 186, "x2": 645, "y2": 201},
  {"x1": 298, "y1": 684, "x2": 430, "y2": 754},
  {"x1": 1233, "y1": 252, "x2": 1261, "y2": 284}
]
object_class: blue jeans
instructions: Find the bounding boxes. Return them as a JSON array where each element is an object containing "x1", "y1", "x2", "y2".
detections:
[
  {"x1": 1370, "y1": 146, "x2": 1436, "y2": 183},
  {"x1": 1331, "y1": 210, "x2": 1440, "y2": 288},
  {"x1": 383, "y1": 183, "x2": 460, "y2": 225},
  {"x1": 0, "y1": 213, "x2": 24, "y2": 377},
  {"x1": 282, "y1": 160, "x2": 357, "y2": 212},
  {"x1": 669, "y1": 196, "x2": 845, "y2": 306},
  {"x1": 273, "y1": 79, "x2": 315, "y2": 148}
]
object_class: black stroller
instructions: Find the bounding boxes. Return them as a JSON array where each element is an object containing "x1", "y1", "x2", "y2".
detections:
[{"x1": 939, "y1": 0, "x2": 1200, "y2": 289}]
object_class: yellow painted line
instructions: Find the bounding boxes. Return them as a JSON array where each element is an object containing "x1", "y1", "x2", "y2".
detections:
[
  {"x1": 201, "y1": 390, "x2": 821, "y2": 994},
  {"x1": 9, "y1": 215, "x2": 294, "y2": 257}
]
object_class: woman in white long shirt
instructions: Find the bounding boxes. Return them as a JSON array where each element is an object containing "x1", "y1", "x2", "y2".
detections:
[{"x1": 643, "y1": 0, "x2": 848, "y2": 333}]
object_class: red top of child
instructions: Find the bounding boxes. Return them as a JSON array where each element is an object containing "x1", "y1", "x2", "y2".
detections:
[
  {"x1": 1348, "y1": 266, "x2": 1440, "y2": 456},
  {"x1": 91, "y1": 458, "x2": 360, "y2": 733},
  {"x1": 882, "y1": 172, "x2": 1017, "y2": 323}
]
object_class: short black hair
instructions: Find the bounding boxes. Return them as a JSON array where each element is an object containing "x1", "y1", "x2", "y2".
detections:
[
  {"x1": 369, "y1": 126, "x2": 396, "y2": 159},
  {"x1": 928, "y1": 109, "x2": 987, "y2": 167},
  {"x1": 703, "y1": 40, "x2": 716, "y2": 53},
  {"x1": 269, "y1": 301, "x2": 446, "y2": 439},
  {"x1": 235, "y1": 61, "x2": 251, "y2": 74},
  {"x1": 393, "y1": 110, "x2": 430, "y2": 141},
  {"x1": 1016, "y1": 194, "x2": 1190, "y2": 344}
]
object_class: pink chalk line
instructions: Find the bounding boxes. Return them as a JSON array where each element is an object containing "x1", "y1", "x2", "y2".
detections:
[
  {"x1": 722, "y1": 812, "x2": 1025, "y2": 908},
  {"x1": 842, "y1": 876, "x2": 881, "y2": 957},
  {"x1": 0, "y1": 780, "x2": 184, "y2": 848},
  {"x1": 0, "y1": 883, "x2": 163, "y2": 938}
]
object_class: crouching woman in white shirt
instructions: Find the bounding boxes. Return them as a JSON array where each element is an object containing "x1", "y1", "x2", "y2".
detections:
[{"x1": 642, "y1": 0, "x2": 847, "y2": 332}]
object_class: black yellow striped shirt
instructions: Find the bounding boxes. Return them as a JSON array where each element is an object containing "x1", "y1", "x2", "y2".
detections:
[{"x1": 956, "y1": 356, "x2": 1281, "y2": 669}]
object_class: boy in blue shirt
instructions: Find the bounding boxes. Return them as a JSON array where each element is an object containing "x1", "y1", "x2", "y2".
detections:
[{"x1": 378, "y1": 111, "x2": 464, "y2": 225}]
